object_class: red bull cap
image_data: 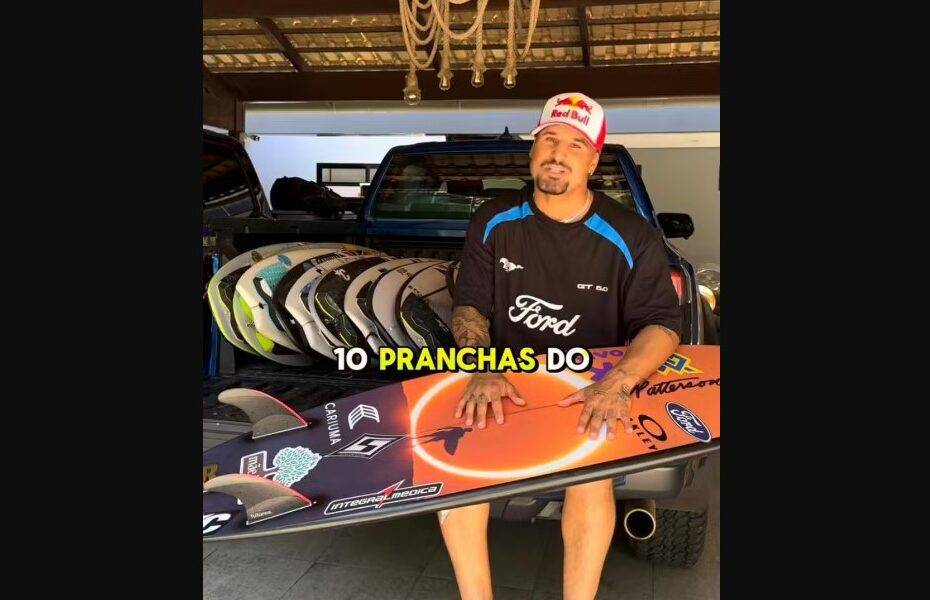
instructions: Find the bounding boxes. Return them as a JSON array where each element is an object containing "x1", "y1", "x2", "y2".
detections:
[{"x1": 530, "y1": 92, "x2": 606, "y2": 152}]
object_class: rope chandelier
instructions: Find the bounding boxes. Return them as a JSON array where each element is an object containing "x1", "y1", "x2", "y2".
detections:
[{"x1": 399, "y1": 0, "x2": 542, "y2": 105}]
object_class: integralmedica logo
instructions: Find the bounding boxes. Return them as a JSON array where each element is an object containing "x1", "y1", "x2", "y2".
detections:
[{"x1": 665, "y1": 403, "x2": 712, "y2": 443}]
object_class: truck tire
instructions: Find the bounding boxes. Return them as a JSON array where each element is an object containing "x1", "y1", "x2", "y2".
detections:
[{"x1": 627, "y1": 507, "x2": 707, "y2": 568}]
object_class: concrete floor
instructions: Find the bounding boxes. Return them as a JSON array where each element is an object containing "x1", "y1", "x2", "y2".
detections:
[{"x1": 203, "y1": 454, "x2": 718, "y2": 600}]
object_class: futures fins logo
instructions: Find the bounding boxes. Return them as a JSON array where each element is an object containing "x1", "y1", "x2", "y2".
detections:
[{"x1": 348, "y1": 404, "x2": 380, "y2": 430}]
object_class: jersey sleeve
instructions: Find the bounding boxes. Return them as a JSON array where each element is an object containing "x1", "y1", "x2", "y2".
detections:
[
  {"x1": 453, "y1": 208, "x2": 496, "y2": 318},
  {"x1": 621, "y1": 227, "x2": 682, "y2": 341}
]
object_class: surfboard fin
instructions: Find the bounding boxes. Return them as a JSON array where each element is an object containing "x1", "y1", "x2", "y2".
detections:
[
  {"x1": 218, "y1": 388, "x2": 309, "y2": 439},
  {"x1": 204, "y1": 473, "x2": 313, "y2": 525}
]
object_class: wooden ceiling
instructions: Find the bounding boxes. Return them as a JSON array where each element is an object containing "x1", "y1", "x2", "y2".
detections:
[{"x1": 203, "y1": 0, "x2": 720, "y2": 124}]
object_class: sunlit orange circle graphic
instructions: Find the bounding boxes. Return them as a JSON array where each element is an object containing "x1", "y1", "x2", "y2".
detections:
[{"x1": 409, "y1": 369, "x2": 606, "y2": 480}]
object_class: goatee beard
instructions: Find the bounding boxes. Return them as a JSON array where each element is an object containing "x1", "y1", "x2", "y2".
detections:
[{"x1": 535, "y1": 176, "x2": 569, "y2": 195}]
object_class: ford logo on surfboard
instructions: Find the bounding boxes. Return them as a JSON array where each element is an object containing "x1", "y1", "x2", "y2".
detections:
[{"x1": 665, "y1": 403, "x2": 712, "y2": 443}]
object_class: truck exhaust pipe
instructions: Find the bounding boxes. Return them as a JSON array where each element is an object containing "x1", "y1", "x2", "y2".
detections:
[{"x1": 622, "y1": 499, "x2": 657, "y2": 541}]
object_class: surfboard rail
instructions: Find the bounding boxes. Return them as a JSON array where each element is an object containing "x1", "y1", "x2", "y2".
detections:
[{"x1": 204, "y1": 440, "x2": 717, "y2": 541}]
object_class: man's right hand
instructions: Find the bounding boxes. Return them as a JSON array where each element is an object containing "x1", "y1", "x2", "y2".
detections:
[{"x1": 455, "y1": 372, "x2": 526, "y2": 429}]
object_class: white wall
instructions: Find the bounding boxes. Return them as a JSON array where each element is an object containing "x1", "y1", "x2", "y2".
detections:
[
  {"x1": 242, "y1": 134, "x2": 445, "y2": 201},
  {"x1": 245, "y1": 97, "x2": 719, "y2": 135},
  {"x1": 628, "y1": 147, "x2": 720, "y2": 268}
]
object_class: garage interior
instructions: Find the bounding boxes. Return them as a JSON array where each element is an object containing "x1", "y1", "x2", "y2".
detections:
[{"x1": 203, "y1": 1, "x2": 720, "y2": 598}]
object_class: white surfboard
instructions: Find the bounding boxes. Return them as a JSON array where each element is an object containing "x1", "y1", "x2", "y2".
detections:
[
  {"x1": 398, "y1": 261, "x2": 456, "y2": 349},
  {"x1": 369, "y1": 260, "x2": 443, "y2": 348},
  {"x1": 343, "y1": 258, "x2": 429, "y2": 353},
  {"x1": 234, "y1": 245, "x2": 374, "y2": 362}
]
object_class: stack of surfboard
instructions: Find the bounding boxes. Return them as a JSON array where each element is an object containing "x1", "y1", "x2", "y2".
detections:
[{"x1": 206, "y1": 243, "x2": 460, "y2": 365}]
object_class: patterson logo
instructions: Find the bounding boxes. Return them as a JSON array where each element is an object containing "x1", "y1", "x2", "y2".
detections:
[
  {"x1": 323, "y1": 480, "x2": 443, "y2": 515},
  {"x1": 665, "y1": 403, "x2": 712, "y2": 443}
]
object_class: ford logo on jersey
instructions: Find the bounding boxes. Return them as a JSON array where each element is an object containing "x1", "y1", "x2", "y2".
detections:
[
  {"x1": 507, "y1": 295, "x2": 580, "y2": 337},
  {"x1": 665, "y1": 403, "x2": 712, "y2": 443}
]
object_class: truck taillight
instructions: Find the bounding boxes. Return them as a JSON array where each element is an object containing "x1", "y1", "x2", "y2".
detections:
[{"x1": 670, "y1": 269, "x2": 684, "y2": 304}]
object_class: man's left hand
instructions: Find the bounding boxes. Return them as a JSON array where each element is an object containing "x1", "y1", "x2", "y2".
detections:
[{"x1": 557, "y1": 378, "x2": 638, "y2": 440}]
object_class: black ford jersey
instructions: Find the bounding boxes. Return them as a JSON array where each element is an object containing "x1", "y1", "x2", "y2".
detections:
[{"x1": 454, "y1": 188, "x2": 681, "y2": 351}]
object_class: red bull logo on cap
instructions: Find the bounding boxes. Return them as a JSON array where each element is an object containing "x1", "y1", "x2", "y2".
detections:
[
  {"x1": 551, "y1": 95, "x2": 592, "y2": 127},
  {"x1": 532, "y1": 92, "x2": 606, "y2": 152},
  {"x1": 555, "y1": 96, "x2": 594, "y2": 113}
]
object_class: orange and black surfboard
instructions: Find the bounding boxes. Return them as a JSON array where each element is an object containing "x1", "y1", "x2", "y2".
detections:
[{"x1": 203, "y1": 345, "x2": 719, "y2": 541}]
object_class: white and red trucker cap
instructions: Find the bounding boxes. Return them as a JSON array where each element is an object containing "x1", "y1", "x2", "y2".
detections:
[{"x1": 530, "y1": 92, "x2": 606, "y2": 152}]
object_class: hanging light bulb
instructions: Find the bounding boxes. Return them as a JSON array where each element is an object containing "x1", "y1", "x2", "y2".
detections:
[
  {"x1": 503, "y1": 71, "x2": 517, "y2": 89},
  {"x1": 501, "y1": 45, "x2": 518, "y2": 89},
  {"x1": 396, "y1": 0, "x2": 538, "y2": 96},
  {"x1": 403, "y1": 68, "x2": 421, "y2": 106},
  {"x1": 471, "y1": 67, "x2": 484, "y2": 87},
  {"x1": 501, "y1": 64, "x2": 517, "y2": 89},
  {"x1": 438, "y1": 49, "x2": 453, "y2": 91},
  {"x1": 471, "y1": 47, "x2": 486, "y2": 87},
  {"x1": 439, "y1": 71, "x2": 452, "y2": 91}
]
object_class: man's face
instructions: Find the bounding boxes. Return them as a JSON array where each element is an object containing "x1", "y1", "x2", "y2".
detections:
[{"x1": 529, "y1": 123, "x2": 599, "y2": 196}]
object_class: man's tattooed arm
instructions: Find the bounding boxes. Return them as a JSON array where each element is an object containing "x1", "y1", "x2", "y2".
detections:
[
  {"x1": 605, "y1": 323, "x2": 681, "y2": 388},
  {"x1": 451, "y1": 305, "x2": 491, "y2": 348},
  {"x1": 653, "y1": 324, "x2": 681, "y2": 344}
]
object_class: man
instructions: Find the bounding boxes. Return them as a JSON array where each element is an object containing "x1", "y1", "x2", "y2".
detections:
[{"x1": 443, "y1": 92, "x2": 683, "y2": 600}]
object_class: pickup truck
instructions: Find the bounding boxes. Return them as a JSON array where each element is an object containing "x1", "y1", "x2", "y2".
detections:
[{"x1": 202, "y1": 128, "x2": 718, "y2": 568}]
